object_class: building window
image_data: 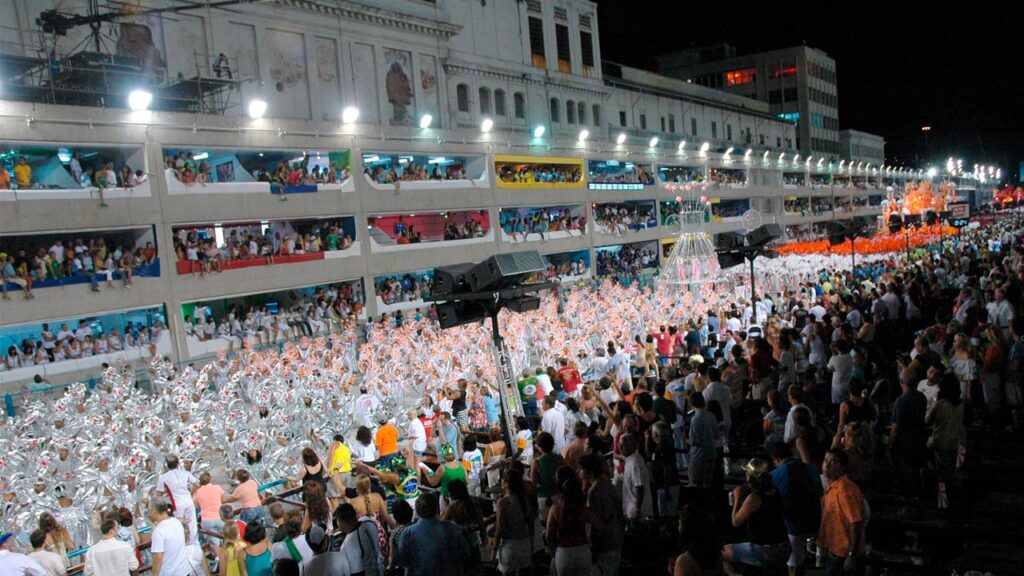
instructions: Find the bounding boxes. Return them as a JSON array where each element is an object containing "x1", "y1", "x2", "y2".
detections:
[
  {"x1": 528, "y1": 17, "x2": 545, "y2": 68},
  {"x1": 726, "y1": 124, "x2": 733, "y2": 141},
  {"x1": 784, "y1": 87, "x2": 798, "y2": 102},
  {"x1": 555, "y1": 24, "x2": 571, "y2": 73},
  {"x1": 580, "y1": 31, "x2": 595, "y2": 72},
  {"x1": 566, "y1": 100, "x2": 576, "y2": 124},
  {"x1": 759, "y1": 134, "x2": 765, "y2": 145},
  {"x1": 577, "y1": 101, "x2": 586, "y2": 125},
  {"x1": 550, "y1": 97, "x2": 560, "y2": 123},
  {"x1": 619, "y1": 110, "x2": 627, "y2": 127},
  {"x1": 479, "y1": 87, "x2": 491, "y2": 115},
  {"x1": 494, "y1": 89, "x2": 506, "y2": 116},
  {"x1": 777, "y1": 137, "x2": 782, "y2": 148},
  {"x1": 691, "y1": 117, "x2": 697, "y2": 136},
  {"x1": 639, "y1": 114, "x2": 647, "y2": 130},
  {"x1": 668, "y1": 114, "x2": 676, "y2": 133},
  {"x1": 725, "y1": 67, "x2": 756, "y2": 86},
  {"x1": 456, "y1": 83, "x2": 470, "y2": 113},
  {"x1": 660, "y1": 117, "x2": 666, "y2": 132},
  {"x1": 778, "y1": 112, "x2": 800, "y2": 124},
  {"x1": 711, "y1": 121, "x2": 717, "y2": 139},
  {"x1": 514, "y1": 92, "x2": 526, "y2": 119},
  {"x1": 768, "y1": 90, "x2": 782, "y2": 104},
  {"x1": 771, "y1": 64, "x2": 798, "y2": 78}
]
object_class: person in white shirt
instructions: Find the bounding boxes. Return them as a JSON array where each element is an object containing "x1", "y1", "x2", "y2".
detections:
[
  {"x1": 74, "y1": 320, "x2": 92, "y2": 342},
  {"x1": 26, "y1": 530, "x2": 64, "y2": 576},
  {"x1": 406, "y1": 409, "x2": 427, "y2": 456},
  {"x1": 55, "y1": 324, "x2": 74, "y2": 346},
  {"x1": 826, "y1": 340, "x2": 854, "y2": 405},
  {"x1": 619, "y1": 434, "x2": 653, "y2": 520},
  {"x1": 353, "y1": 387, "x2": 380, "y2": 429},
  {"x1": 589, "y1": 348, "x2": 610, "y2": 380},
  {"x1": 540, "y1": 396, "x2": 566, "y2": 454},
  {"x1": 84, "y1": 518, "x2": 139, "y2": 576},
  {"x1": 534, "y1": 367, "x2": 554, "y2": 401},
  {"x1": 702, "y1": 367, "x2": 733, "y2": 440},
  {"x1": 0, "y1": 531, "x2": 46, "y2": 576},
  {"x1": 987, "y1": 289, "x2": 1014, "y2": 333},
  {"x1": 158, "y1": 455, "x2": 199, "y2": 545},
  {"x1": 147, "y1": 498, "x2": 190, "y2": 576}
]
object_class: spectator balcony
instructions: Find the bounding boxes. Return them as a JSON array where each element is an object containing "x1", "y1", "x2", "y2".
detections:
[
  {"x1": 494, "y1": 155, "x2": 585, "y2": 190},
  {"x1": 594, "y1": 240, "x2": 660, "y2": 277},
  {"x1": 498, "y1": 204, "x2": 588, "y2": 246},
  {"x1": 587, "y1": 159, "x2": 656, "y2": 191},
  {"x1": 529, "y1": 249, "x2": 593, "y2": 284},
  {"x1": 365, "y1": 210, "x2": 492, "y2": 254},
  {"x1": 170, "y1": 216, "x2": 359, "y2": 276},
  {"x1": 0, "y1": 305, "x2": 171, "y2": 386},
  {"x1": 374, "y1": 268, "x2": 436, "y2": 315},
  {"x1": 656, "y1": 162, "x2": 705, "y2": 191},
  {"x1": 179, "y1": 279, "x2": 365, "y2": 359},
  {"x1": 592, "y1": 200, "x2": 658, "y2": 241},
  {"x1": 361, "y1": 151, "x2": 488, "y2": 192},
  {"x1": 0, "y1": 141, "x2": 152, "y2": 202},
  {"x1": 162, "y1": 147, "x2": 354, "y2": 196}
]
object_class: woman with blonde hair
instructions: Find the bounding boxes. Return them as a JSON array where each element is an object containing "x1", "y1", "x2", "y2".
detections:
[
  {"x1": 832, "y1": 420, "x2": 875, "y2": 489},
  {"x1": 981, "y1": 324, "x2": 1007, "y2": 410},
  {"x1": 347, "y1": 474, "x2": 396, "y2": 530},
  {"x1": 218, "y1": 521, "x2": 242, "y2": 576},
  {"x1": 38, "y1": 511, "x2": 75, "y2": 567}
]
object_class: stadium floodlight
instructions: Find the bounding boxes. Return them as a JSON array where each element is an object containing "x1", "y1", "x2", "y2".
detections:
[
  {"x1": 616, "y1": 132, "x2": 627, "y2": 144},
  {"x1": 577, "y1": 129, "x2": 589, "y2": 142},
  {"x1": 480, "y1": 117, "x2": 494, "y2": 133},
  {"x1": 341, "y1": 106, "x2": 360, "y2": 123},
  {"x1": 649, "y1": 136, "x2": 659, "y2": 148},
  {"x1": 247, "y1": 99, "x2": 267, "y2": 119},
  {"x1": 419, "y1": 114, "x2": 433, "y2": 129},
  {"x1": 128, "y1": 89, "x2": 153, "y2": 111},
  {"x1": 533, "y1": 125, "x2": 546, "y2": 138}
]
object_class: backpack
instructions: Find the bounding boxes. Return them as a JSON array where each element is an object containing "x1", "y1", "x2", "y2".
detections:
[{"x1": 781, "y1": 460, "x2": 821, "y2": 536}]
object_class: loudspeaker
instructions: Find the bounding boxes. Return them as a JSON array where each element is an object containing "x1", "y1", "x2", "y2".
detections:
[
  {"x1": 505, "y1": 295, "x2": 541, "y2": 314},
  {"x1": 432, "y1": 263, "x2": 475, "y2": 296},
  {"x1": 717, "y1": 252, "x2": 746, "y2": 269},
  {"x1": 436, "y1": 300, "x2": 488, "y2": 329},
  {"x1": 746, "y1": 223, "x2": 783, "y2": 247},
  {"x1": 715, "y1": 231, "x2": 745, "y2": 251},
  {"x1": 829, "y1": 233, "x2": 846, "y2": 246},
  {"x1": 467, "y1": 251, "x2": 547, "y2": 292},
  {"x1": 904, "y1": 214, "x2": 922, "y2": 227},
  {"x1": 939, "y1": 211, "x2": 951, "y2": 222},
  {"x1": 925, "y1": 211, "x2": 938, "y2": 226},
  {"x1": 888, "y1": 214, "x2": 903, "y2": 233}
]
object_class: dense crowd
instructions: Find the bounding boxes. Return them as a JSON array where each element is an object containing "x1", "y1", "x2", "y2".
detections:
[
  {"x1": 595, "y1": 244, "x2": 659, "y2": 276},
  {"x1": 1, "y1": 212, "x2": 1022, "y2": 576},
  {"x1": 497, "y1": 164, "x2": 583, "y2": 184},
  {"x1": 165, "y1": 152, "x2": 350, "y2": 192},
  {"x1": 2, "y1": 317, "x2": 166, "y2": 372},
  {"x1": 2, "y1": 237, "x2": 158, "y2": 299},
  {"x1": 500, "y1": 210, "x2": 587, "y2": 243},
  {"x1": 590, "y1": 165, "x2": 655, "y2": 185},
  {"x1": 659, "y1": 167, "x2": 704, "y2": 184},
  {"x1": 184, "y1": 283, "x2": 364, "y2": 347},
  {"x1": 173, "y1": 221, "x2": 355, "y2": 275},
  {"x1": 593, "y1": 204, "x2": 657, "y2": 236},
  {"x1": 366, "y1": 161, "x2": 469, "y2": 184},
  {"x1": 442, "y1": 219, "x2": 487, "y2": 242},
  {"x1": 0, "y1": 153, "x2": 146, "y2": 195},
  {"x1": 376, "y1": 274, "x2": 433, "y2": 306},
  {"x1": 706, "y1": 169, "x2": 747, "y2": 187}
]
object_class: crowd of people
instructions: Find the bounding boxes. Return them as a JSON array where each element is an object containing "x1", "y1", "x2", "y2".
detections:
[
  {"x1": 184, "y1": 283, "x2": 365, "y2": 347},
  {"x1": 497, "y1": 164, "x2": 583, "y2": 185},
  {"x1": 2, "y1": 236, "x2": 158, "y2": 299},
  {"x1": 172, "y1": 221, "x2": 355, "y2": 276},
  {"x1": 1, "y1": 210, "x2": 1022, "y2": 576},
  {"x1": 500, "y1": 209, "x2": 587, "y2": 243},
  {"x1": 1, "y1": 317, "x2": 166, "y2": 372},
  {"x1": 706, "y1": 169, "x2": 747, "y2": 187},
  {"x1": 658, "y1": 167, "x2": 704, "y2": 184},
  {"x1": 595, "y1": 244, "x2": 659, "y2": 276},
  {"x1": 366, "y1": 160, "x2": 470, "y2": 184},
  {"x1": 376, "y1": 273, "x2": 433, "y2": 306},
  {"x1": 442, "y1": 218, "x2": 487, "y2": 242},
  {"x1": 589, "y1": 164, "x2": 655, "y2": 185},
  {"x1": 593, "y1": 204, "x2": 657, "y2": 236},
  {"x1": 165, "y1": 152, "x2": 351, "y2": 195}
]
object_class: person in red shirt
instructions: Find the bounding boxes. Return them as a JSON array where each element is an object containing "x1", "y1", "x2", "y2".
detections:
[
  {"x1": 557, "y1": 357, "x2": 583, "y2": 399},
  {"x1": 287, "y1": 167, "x2": 302, "y2": 186},
  {"x1": 654, "y1": 325, "x2": 674, "y2": 364}
]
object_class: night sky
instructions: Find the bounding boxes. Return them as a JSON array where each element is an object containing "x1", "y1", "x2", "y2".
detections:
[{"x1": 594, "y1": 0, "x2": 1022, "y2": 184}]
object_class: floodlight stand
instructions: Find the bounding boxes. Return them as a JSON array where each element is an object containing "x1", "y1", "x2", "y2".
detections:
[{"x1": 749, "y1": 257, "x2": 756, "y2": 299}]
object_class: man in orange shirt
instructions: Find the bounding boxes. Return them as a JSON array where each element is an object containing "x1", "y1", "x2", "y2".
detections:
[
  {"x1": 375, "y1": 414, "x2": 400, "y2": 467},
  {"x1": 818, "y1": 449, "x2": 866, "y2": 576}
]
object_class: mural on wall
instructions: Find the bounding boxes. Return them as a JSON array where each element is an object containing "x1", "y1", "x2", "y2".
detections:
[
  {"x1": 384, "y1": 48, "x2": 415, "y2": 126},
  {"x1": 116, "y1": 23, "x2": 166, "y2": 80},
  {"x1": 265, "y1": 28, "x2": 310, "y2": 118},
  {"x1": 315, "y1": 36, "x2": 342, "y2": 120},
  {"x1": 418, "y1": 53, "x2": 439, "y2": 127}
]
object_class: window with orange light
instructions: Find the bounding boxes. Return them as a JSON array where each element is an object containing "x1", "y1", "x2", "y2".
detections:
[
  {"x1": 726, "y1": 68, "x2": 756, "y2": 86},
  {"x1": 772, "y1": 66, "x2": 798, "y2": 78}
]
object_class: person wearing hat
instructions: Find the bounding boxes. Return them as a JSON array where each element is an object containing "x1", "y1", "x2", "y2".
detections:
[
  {"x1": 0, "y1": 531, "x2": 46, "y2": 575},
  {"x1": 357, "y1": 454, "x2": 421, "y2": 512},
  {"x1": 722, "y1": 458, "x2": 790, "y2": 573}
]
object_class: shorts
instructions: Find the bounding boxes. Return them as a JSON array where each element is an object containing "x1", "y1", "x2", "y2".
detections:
[
  {"x1": 787, "y1": 533, "x2": 813, "y2": 568},
  {"x1": 497, "y1": 537, "x2": 532, "y2": 574},
  {"x1": 730, "y1": 541, "x2": 789, "y2": 568}
]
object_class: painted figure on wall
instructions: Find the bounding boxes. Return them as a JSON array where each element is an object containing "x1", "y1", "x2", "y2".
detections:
[{"x1": 385, "y1": 49, "x2": 414, "y2": 125}]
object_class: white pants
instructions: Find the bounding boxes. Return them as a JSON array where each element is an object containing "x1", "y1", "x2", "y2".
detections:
[{"x1": 175, "y1": 504, "x2": 199, "y2": 545}]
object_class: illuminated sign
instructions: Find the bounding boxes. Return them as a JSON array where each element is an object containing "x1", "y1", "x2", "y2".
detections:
[
  {"x1": 588, "y1": 182, "x2": 645, "y2": 191},
  {"x1": 948, "y1": 202, "x2": 970, "y2": 228}
]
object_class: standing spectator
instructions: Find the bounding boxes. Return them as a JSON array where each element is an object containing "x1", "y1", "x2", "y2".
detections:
[
  {"x1": 84, "y1": 518, "x2": 139, "y2": 576},
  {"x1": 397, "y1": 495, "x2": 470, "y2": 576},
  {"x1": 540, "y1": 396, "x2": 566, "y2": 454},
  {"x1": 191, "y1": 472, "x2": 224, "y2": 550},
  {"x1": 684, "y1": 392, "x2": 718, "y2": 488},
  {"x1": 619, "y1": 433, "x2": 653, "y2": 525},
  {"x1": 0, "y1": 531, "x2": 46, "y2": 575},
  {"x1": 768, "y1": 442, "x2": 823, "y2": 576},
  {"x1": 890, "y1": 368, "x2": 928, "y2": 468},
  {"x1": 27, "y1": 530, "x2": 64, "y2": 576},
  {"x1": 14, "y1": 157, "x2": 31, "y2": 188},
  {"x1": 148, "y1": 498, "x2": 190, "y2": 576},
  {"x1": 818, "y1": 450, "x2": 866, "y2": 576},
  {"x1": 546, "y1": 471, "x2": 591, "y2": 576},
  {"x1": 158, "y1": 455, "x2": 198, "y2": 545}
]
